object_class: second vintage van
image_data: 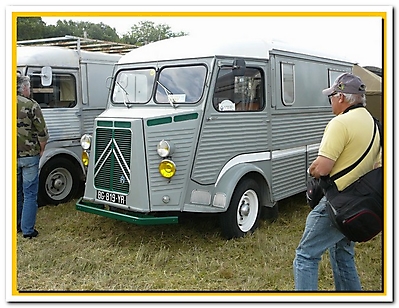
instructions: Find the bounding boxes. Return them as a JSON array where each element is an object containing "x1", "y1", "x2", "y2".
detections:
[{"x1": 17, "y1": 36, "x2": 133, "y2": 205}]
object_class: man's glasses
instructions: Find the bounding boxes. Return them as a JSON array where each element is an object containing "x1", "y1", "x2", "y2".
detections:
[{"x1": 328, "y1": 92, "x2": 338, "y2": 104}]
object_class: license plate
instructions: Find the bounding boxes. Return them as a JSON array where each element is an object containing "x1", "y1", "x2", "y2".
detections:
[{"x1": 96, "y1": 190, "x2": 127, "y2": 205}]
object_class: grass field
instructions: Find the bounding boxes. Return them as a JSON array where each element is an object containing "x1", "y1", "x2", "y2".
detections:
[{"x1": 16, "y1": 193, "x2": 383, "y2": 295}]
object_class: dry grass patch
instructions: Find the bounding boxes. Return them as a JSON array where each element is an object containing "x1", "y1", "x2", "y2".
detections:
[{"x1": 16, "y1": 193, "x2": 383, "y2": 292}]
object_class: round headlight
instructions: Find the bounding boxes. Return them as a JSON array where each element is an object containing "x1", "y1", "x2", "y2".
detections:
[
  {"x1": 80, "y1": 134, "x2": 92, "y2": 150},
  {"x1": 157, "y1": 140, "x2": 173, "y2": 158},
  {"x1": 158, "y1": 159, "x2": 176, "y2": 178}
]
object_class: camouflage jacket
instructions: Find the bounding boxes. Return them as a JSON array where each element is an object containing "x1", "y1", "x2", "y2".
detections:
[{"x1": 17, "y1": 95, "x2": 49, "y2": 157}]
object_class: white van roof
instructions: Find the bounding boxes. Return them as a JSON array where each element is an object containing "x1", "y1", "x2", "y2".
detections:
[
  {"x1": 119, "y1": 35, "x2": 353, "y2": 64},
  {"x1": 17, "y1": 46, "x2": 121, "y2": 68}
]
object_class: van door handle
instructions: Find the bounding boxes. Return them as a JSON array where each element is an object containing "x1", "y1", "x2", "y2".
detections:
[{"x1": 206, "y1": 116, "x2": 218, "y2": 121}]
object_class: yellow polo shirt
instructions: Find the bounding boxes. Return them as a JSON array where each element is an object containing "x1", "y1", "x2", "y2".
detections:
[{"x1": 318, "y1": 107, "x2": 381, "y2": 191}]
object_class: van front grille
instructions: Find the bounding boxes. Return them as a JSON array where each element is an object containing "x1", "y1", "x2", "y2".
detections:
[{"x1": 94, "y1": 123, "x2": 132, "y2": 194}]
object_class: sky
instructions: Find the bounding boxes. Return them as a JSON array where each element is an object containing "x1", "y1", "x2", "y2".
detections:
[{"x1": 41, "y1": 14, "x2": 384, "y2": 68}]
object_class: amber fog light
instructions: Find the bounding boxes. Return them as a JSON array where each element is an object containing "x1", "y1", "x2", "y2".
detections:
[
  {"x1": 158, "y1": 159, "x2": 176, "y2": 178},
  {"x1": 82, "y1": 151, "x2": 90, "y2": 166}
]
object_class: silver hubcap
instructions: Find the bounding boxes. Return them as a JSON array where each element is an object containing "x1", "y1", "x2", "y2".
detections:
[
  {"x1": 236, "y1": 189, "x2": 259, "y2": 232},
  {"x1": 45, "y1": 168, "x2": 73, "y2": 200}
]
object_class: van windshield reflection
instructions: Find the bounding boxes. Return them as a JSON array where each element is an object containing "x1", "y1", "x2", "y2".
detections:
[
  {"x1": 155, "y1": 65, "x2": 207, "y2": 104},
  {"x1": 112, "y1": 68, "x2": 156, "y2": 104}
]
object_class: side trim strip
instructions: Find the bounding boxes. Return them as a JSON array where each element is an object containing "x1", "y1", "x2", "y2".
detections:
[
  {"x1": 216, "y1": 152, "x2": 271, "y2": 185},
  {"x1": 215, "y1": 144, "x2": 320, "y2": 185}
]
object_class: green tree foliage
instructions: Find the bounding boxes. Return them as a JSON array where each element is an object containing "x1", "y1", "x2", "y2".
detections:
[
  {"x1": 17, "y1": 17, "x2": 187, "y2": 45},
  {"x1": 49, "y1": 20, "x2": 120, "y2": 42},
  {"x1": 121, "y1": 21, "x2": 187, "y2": 46},
  {"x1": 17, "y1": 17, "x2": 121, "y2": 42},
  {"x1": 17, "y1": 17, "x2": 47, "y2": 40}
]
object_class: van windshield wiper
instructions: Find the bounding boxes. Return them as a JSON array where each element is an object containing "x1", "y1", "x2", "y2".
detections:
[
  {"x1": 156, "y1": 80, "x2": 176, "y2": 108},
  {"x1": 115, "y1": 81, "x2": 132, "y2": 108}
]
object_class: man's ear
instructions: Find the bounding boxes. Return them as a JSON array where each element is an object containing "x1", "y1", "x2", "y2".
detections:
[{"x1": 338, "y1": 93, "x2": 345, "y2": 104}]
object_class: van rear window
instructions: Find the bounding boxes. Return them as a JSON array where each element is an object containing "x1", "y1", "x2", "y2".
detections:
[
  {"x1": 31, "y1": 73, "x2": 76, "y2": 108},
  {"x1": 281, "y1": 62, "x2": 295, "y2": 106}
]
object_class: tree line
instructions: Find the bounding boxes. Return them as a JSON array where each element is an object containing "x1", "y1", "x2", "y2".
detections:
[{"x1": 17, "y1": 17, "x2": 188, "y2": 46}]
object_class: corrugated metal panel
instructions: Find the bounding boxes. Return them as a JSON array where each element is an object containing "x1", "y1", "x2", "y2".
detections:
[
  {"x1": 272, "y1": 154, "x2": 305, "y2": 201},
  {"x1": 192, "y1": 113, "x2": 268, "y2": 184},
  {"x1": 271, "y1": 112, "x2": 332, "y2": 148},
  {"x1": 82, "y1": 109, "x2": 105, "y2": 134},
  {"x1": 146, "y1": 124, "x2": 197, "y2": 193},
  {"x1": 42, "y1": 109, "x2": 80, "y2": 140},
  {"x1": 308, "y1": 150, "x2": 319, "y2": 165},
  {"x1": 270, "y1": 112, "x2": 331, "y2": 200},
  {"x1": 43, "y1": 108, "x2": 107, "y2": 141}
]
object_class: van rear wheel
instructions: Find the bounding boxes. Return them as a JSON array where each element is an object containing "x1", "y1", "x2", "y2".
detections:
[
  {"x1": 38, "y1": 157, "x2": 81, "y2": 206},
  {"x1": 219, "y1": 179, "x2": 262, "y2": 239}
]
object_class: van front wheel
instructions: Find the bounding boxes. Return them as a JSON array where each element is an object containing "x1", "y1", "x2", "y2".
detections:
[
  {"x1": 38, "y1": 157, "x2": 81, "y2": 206},
  {"x1": 220, "y1": 179, "x2": 261, "y2": 239}
]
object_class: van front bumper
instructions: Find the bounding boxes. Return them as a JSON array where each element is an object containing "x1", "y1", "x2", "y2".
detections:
[{"x1": 76, "y1": 198, "x2": 179, "y2": 225}]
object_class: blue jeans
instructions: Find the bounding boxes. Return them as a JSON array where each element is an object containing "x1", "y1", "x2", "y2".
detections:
[
  {"x1": 293, "y1": 197, "x2": 362, "y2": 291},
  {"x1": 17, "y1": 155, "x2": 40, "y2": 235}
]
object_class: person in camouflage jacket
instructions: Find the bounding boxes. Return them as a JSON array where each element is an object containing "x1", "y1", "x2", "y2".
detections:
[{"x1": 17, "y1": 74, "x2": 49, "y2": 239}]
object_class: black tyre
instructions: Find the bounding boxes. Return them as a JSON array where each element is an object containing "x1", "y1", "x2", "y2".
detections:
[
  {"x1": 38, "y1": 157, "x2": 82, "y2": 206},
  {"x1": 219, "y1": 178, "x2": 262, "y2": 239},
  {"x1": 261, "y1": 202, "x2": 279, "y2": 222}
]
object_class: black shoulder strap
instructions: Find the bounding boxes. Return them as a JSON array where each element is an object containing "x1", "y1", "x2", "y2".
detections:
[{"x1": 331, "y1": 118, "x2": 378, "y2": 181}]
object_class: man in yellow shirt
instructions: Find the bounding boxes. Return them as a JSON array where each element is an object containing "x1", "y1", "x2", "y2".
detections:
[{"x1": 293, "y1": 73, "x2": 381, "y2": 291}]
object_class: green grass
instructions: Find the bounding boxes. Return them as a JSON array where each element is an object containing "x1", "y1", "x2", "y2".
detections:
[{"x1": 16, "y1": 193, "x2": 383, "y2": 293}]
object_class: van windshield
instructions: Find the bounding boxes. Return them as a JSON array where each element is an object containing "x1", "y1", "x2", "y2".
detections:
[
  {"x1": 155, "y1": 65, "x2": 207, "y2": 104},
  {"x1": 112, "y1": 65, "x2": 207, "y2": 105},
  {"x1": 112, "y1": 68, "x2": 156, "y2": 104}
]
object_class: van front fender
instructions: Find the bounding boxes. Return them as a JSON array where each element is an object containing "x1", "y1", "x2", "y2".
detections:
[
  {"x1": 39, "y1": 147, "x2": 84, "y2": 174},
  {"x1": 214, "y1": 163, "x2": 271, "y2": 210}
]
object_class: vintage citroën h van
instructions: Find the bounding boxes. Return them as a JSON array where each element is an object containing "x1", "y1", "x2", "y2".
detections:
[{"x1": 76, "y1": 36, "x2": 353, "y2": 239}]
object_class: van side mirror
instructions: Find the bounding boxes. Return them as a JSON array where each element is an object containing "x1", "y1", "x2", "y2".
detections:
[
  {"x1": 232, "y1": 59, "x2": 246, "y2": 76},
  {"x1": 106, "y1": 76, "x2": 113, "y2": 90},
  {"x1": 41, "y1": 66, "x2": 52, "y2": 86}
]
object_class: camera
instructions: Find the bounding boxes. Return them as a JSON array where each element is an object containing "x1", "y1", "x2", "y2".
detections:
[{"x1": 306, "y1": 177, "x2": 324, "y2": 209}]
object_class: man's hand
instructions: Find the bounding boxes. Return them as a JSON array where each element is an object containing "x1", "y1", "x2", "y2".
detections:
[
  {"x1": 39, "y1": 141, "x2": 47, "y2": 157},
  {"x1": 309, "y1": 155, "x2": 335, "y2": 179}
]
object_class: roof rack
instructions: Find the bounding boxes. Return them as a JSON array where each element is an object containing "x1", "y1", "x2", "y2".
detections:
[{"x1": 17, "y1": 35, "x2": 137, "y2": 55}]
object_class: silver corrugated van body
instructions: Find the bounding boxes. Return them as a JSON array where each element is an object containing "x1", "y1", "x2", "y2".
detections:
[
  {"x1": 17, "y1": 45, "x2": 121, "y2": 205},
  {"x1": 77, "y1": 36, "x2": 354, "y2": 239}
]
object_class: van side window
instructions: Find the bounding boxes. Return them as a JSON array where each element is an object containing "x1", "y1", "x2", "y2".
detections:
[
  {"x1": 328, "y1": 70, "x2": 346, "y2": 87},
  {"x1": 281, "y1": 62, "x2": 295, "y2": 106},
  {"x1": 213, "y1": 67, "x2": 264, "y2": 112},
  {"x1": 31, "y1": 73, "x2": 77, "y2": 108}
]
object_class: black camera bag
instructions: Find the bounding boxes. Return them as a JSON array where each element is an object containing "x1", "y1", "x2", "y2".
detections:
[{"x1": 322, "y1": 167, "x2": 382, "y2": 242}]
